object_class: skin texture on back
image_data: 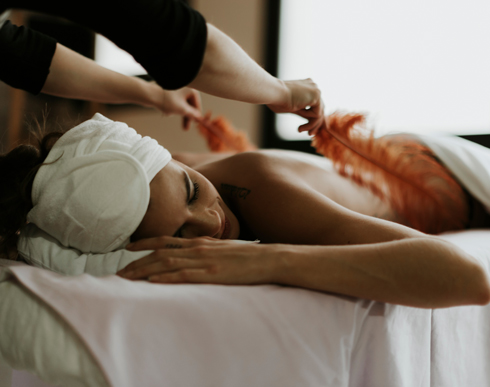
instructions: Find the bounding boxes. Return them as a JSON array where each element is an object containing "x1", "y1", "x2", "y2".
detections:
[{"x1": 174, "y1": 150, "x2": 424, "y2": 245}]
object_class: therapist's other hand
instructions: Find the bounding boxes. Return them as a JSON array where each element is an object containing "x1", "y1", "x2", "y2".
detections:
[
  {"x1": 266, "y1": 79, "x2": 324, "y2": 136},
  {"x1": 117, "y1": 236, "x2": 276, "y2": 285},
  {"x1": 152, "y1": 86, "x2": 202, "y2": 130}
]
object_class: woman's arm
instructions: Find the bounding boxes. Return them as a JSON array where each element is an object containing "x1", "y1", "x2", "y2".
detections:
[
  {"x1": 275, "y1": 237, "x2": 490, "y2": 308},
  {"x1": 119, "y1": 235, "x2": 490, "y2": 309},
  {"x1": 42, "y1": 43, "x2": 202, "y2": 128}
]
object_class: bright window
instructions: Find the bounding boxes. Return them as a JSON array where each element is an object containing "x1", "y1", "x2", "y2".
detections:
[
  {"x1": 95, "y1": 34, "x2": 146, "y2": 77},
  {"x1": 276, "y1": 0, "x2": 490, "y2": 140}
]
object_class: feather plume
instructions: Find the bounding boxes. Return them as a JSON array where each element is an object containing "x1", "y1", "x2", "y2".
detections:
[
  {"x1": 195, "y1": 113, "x2": 257, "y2": 152},
  {"x1": 312, "y1": 112, "x2": 469, "y2": 234}
]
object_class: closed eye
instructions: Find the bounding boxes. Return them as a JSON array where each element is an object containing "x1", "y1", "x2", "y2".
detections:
[
  {"x1": 174, "y1": 175, "x2": 200, "y2": 237},
  {"x1": 190, "y1": 182, "x2": 200, "y2": 204}
]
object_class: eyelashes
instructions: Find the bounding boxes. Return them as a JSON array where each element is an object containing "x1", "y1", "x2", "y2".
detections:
[
  {"x1": 189, "y1": 182, "x2": 200, "y2": 204},
  {"x1": 175, "y1": 182, "x2": 200, "y2": 238}
]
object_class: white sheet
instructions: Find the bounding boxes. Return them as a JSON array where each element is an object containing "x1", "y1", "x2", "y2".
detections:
[
  {"x1": 431, "y1": 230, "x2": 490, "y2": 386},
  {"x1": 1, "y1": 260, "x2": 432, "y2": 387},
  {"x1": 3, "y1": 237, "x2": 490, "y2": 387},
  {"x1": 5, "y1": 228, "x2": 490, "y2": 387},
  {"x1": 0, "y1": 260, "x2": 106, "y2": 387}
]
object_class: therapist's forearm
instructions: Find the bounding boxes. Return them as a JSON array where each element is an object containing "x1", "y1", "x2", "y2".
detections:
[
  {"x1": 189, "y1": 24, "x2": 288, "y2": 105},
  {"x1": 42, "y1": 43, "x2": 161, "y2": 107},
  {"x1": 273, "y1": 237, "x2": 490, "y2": 308}
]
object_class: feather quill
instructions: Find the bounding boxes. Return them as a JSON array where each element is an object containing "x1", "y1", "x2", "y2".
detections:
[
  {"x1": 311, "y1": 112, "x2": 469, "y2": 234},
  {"x1": 195, "y1": 113, "x2": 257, "y2": 152}
]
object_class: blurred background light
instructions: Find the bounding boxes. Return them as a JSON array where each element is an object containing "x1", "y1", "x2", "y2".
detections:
[
  {"x1": 276, "y1": 0, "x2": 490, "y2": 139},
  {"x1": 95, "y1": 34, "x2": 146, "y2": 77}
]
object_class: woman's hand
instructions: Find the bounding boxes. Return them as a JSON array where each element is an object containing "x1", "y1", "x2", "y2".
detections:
[
  {"x1": 266, "y1": 79, "x2": 325, "y2": 136},
  {"x1": 151, "y1": 86, "x2": 202, "y2": 130},
  {"x1": 117, "y1": 237, "x2": 278, "y2": 285}
]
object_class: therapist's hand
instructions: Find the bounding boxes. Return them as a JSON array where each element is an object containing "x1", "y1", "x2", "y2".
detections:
[
  {"x1": 117, "y1": 236, "x2": 277, "y2": 285},
  {"x1": 266, "y1": 79, "x2": 325, "y2": 136},
  {"x1": 151, "y1": 86, "x2": 202, "y2": 130}
]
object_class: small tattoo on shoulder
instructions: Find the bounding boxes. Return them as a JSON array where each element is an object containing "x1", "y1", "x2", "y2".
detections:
[{"x1": 221, "y1": 184, "x2": 251, "y2": 200}]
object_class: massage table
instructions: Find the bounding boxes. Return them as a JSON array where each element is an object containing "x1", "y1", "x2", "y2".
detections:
[{"x1": 1, "y1": 133, "x2": 490, "y2": 386}]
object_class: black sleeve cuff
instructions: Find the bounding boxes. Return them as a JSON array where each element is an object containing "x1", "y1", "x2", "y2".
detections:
[{"x1": 0, "y1": 20, "x2": 57, "y2": 95}]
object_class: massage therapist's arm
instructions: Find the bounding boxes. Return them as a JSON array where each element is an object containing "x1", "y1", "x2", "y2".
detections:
[
  {"x1": 42, "y1": 43, "x2": 202, "y2": 128},
  {"x1": 189, "y1": 24, "x2": 324, "y2": 134}
]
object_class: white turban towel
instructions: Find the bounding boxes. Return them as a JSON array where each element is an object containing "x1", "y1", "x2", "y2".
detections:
[{"x1": 27, "y1": 113, "x2": 172, "y2": 253}]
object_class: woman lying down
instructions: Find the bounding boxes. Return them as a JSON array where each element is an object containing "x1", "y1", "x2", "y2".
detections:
[{"x1": 1, "y1": 112, "x2": 490, "y2": 309}]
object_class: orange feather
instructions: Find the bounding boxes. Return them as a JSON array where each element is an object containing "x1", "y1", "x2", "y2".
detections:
[
  {"x1": 195, "y1": 113, "x2": 257, "y2": 152},
  {"x1": 311, "y1": 112, "x2": 469, "y2": 234}
]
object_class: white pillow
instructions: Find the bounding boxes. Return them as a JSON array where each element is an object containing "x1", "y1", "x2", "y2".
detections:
[
  {"x1": 0, "y1": 261, "x2": 107, "y2": 387},
  {"x1": 18, "y1": 224, "x2": 150, "y2": 276}
]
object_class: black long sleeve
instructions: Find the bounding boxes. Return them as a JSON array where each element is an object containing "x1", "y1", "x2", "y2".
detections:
[
  {"x1": 0, "y1": 20, "x2": 56, "y2": 94},
  {"x1": 1, "y1": 0, "x2": 207, "y2": 91}
]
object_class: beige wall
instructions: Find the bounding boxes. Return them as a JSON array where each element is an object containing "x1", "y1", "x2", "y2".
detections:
[{"x1": 104, "y1": 0, "x2": 267, "y2": 153}]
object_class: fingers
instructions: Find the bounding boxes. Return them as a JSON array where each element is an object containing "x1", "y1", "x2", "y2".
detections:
[
  {"x1": 147, "y1": 268, "x2": 211, "y2": 284},
  {"x1": 155, "y1": 87, "x2": 202, "y2": 130},
  {"x1": 182, "y1": 89, "x2": 202, "y2": 131},
  {"x1": 187, "y1": 88, "x2": 202, "y2": 113},
  {"x1": 267, "y1": 78, "x2": 325, "y2": 135},
  {"x1": 118, "y1": 251, "x2": 208, "y2": 281},
  {"x1": 297, "y1": 96, "x2": 325, "y2": 135},
  {"x1": 182, "y1": 106, "x2": 201, "y2": 131},
  {"x1": 183, "y1": 116, "x2": 190, "y2": 131}
]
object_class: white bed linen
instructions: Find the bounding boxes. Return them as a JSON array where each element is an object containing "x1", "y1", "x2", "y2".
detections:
[
  {"x1": 0, "y1": 260, "x2": 106, "y2": 387},
  {"x1": 2, "y1": 230, "x2": 490, "y2": 386},
  {"x1": 432, "y1": 230, "x2": 490, "y2": 386},
  {"x1": 1, "y1": 260, "x2": 431, "y2": 387}
]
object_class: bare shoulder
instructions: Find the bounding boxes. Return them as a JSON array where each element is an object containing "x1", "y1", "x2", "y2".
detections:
[
  {"x1": 197, "y1": 151, "x2": 421, "y2": 245},
  {"x1": 195, "y1": 150, "x2": 295, "y2": 187},
  {"x1": 195, "y1": 149, "x2": 331, "y2": 185}
]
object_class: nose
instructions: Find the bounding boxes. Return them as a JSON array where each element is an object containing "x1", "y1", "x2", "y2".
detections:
[{"x1": 188, "y1": 206, "x2": 222, "y2": 238}]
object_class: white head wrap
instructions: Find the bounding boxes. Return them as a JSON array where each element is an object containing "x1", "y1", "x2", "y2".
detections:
[{"x1": 27, "y1": 113, "x2": 172, "y2": 253}]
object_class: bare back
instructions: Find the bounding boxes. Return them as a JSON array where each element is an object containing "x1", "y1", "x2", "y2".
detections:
[{"x1": 183, "y1": 150, "x2": 422, "y2": 245}]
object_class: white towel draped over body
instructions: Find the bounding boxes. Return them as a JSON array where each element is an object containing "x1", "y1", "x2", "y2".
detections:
[{"x1": 414, "y1": 134, "x2": 490, "y2": 213}]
